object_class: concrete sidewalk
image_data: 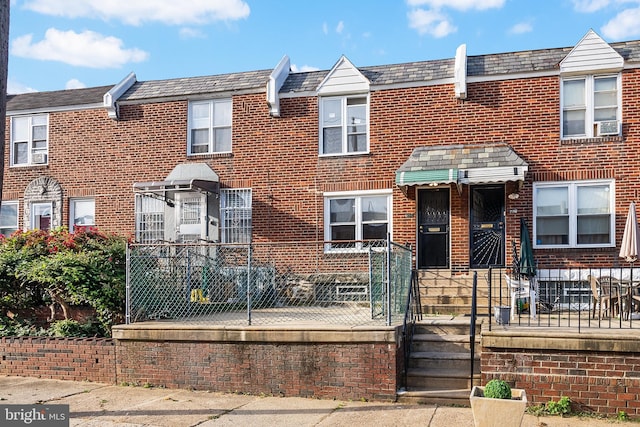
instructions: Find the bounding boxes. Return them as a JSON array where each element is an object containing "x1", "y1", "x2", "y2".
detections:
[{"x1": 0, "y1": 376, "x2": 620, "y2": 426}]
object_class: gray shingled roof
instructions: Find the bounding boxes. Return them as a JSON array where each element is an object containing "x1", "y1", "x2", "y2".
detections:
[
  {"x1": 7, "y1": 39, "x2": 640, "y2": 111},
  {"x1": 397, "y1": 143, "x2": 528, "y2": 173},
  {"x1": 119, "y1": 69, "x2": 273, "y2": 101},
  {"x1": 7, "y1": 85, "x2": 112, "y2": 112}
]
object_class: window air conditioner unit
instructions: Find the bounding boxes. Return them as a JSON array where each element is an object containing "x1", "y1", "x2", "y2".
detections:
[
  {"x1": 32, "y1": 153, "x2": 47, "y2": 164},
  {"x1": 596, "y1": 120, "x2": 619, "y2": 136}
]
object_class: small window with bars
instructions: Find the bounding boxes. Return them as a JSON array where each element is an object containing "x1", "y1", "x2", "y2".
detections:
[{"x1": 220, "y1": 188, "x2": 252, "y2": 243}]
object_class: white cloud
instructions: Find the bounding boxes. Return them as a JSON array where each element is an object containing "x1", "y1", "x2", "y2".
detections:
[
  {"x1": 23, "y1": 0, "x2": 250, "y2": 26},
  {"x1": 571, "y1": 0, "x2": 611, "y2": 13},
  {"x1": 11, "y1": 28, "x2": 149, "y2": 68},
  {"x1": 323, "y1": 22, "x2": 328, "y2": 35},
  {"x1": 179, "y1": 27, "x2": 206, "y2": 39},
  {"x1": 65, "y1": 78, "x2": 86, "y2": 89},
  {"x1": 336, "y1": 21, "x2": 345, "y2": 34},
  {"x1": 508, "y1": 22, "x2": 533, "y2": 35},
  {"x1": 7, "y1": 79, "x2": 37, "y2": 95},
  {"x1": 408, "y1": 9, "x2": 457, "y2": 37},
  {"x1": 406, "y1": 0, "x2": 505, "y2": 11},
  {"x1": 601, "y1": 7, "x2": 640, "y2": 39},
  {"x1": 291, "y1": 64, "x2": 320, "y2": 73}
]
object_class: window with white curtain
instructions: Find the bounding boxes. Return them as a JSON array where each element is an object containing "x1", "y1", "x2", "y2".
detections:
[
  {"x1": 533, "y1": 180, "x2": 614, "y2": 248},
  {"x1": 69, "y1": 198, "x2": 95, "y2": 231},
  {"x1": 11, "y1": 114, "x2": 48, "y2": 166},
  {"x1": 561, "y1": 75, "x2": 619, "y2": 138}
]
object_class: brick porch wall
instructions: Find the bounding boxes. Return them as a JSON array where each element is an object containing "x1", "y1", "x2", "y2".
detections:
[
  {"x1": 0, "y1": 327, "x2": 401, "y2": 402},
  {"x1": 481, "y1": 329, "x2": 640, "y2": 417},
  {"x1": 0, "y1": 337, "x2": 116, "y2": 383}
]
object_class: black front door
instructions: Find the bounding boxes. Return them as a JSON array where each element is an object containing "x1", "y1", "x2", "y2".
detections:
[
  {"x1": 417, "y1": 188, "x2": 450, "y2": 269},
  {"x1": 470, "y1": 186, "x2": 505, "y2": 268}
]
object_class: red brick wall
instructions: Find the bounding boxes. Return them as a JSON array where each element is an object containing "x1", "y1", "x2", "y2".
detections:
[
  {"x1": 5, "y1": 68, "x2": 640, "y2": 269},
  {"x1": 0, "y1": 337, "x2": 116, "y2": 383},
  {"x1": 482, "y1": 348, "x2": 640, "y2": 416},
  {"x1": 0, "y1": 336, "x2": 400, "y2": 401}
]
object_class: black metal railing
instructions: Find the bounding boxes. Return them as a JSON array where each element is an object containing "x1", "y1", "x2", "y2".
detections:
[
  {"x1": 482, "y1": 265, "x2": 640, "y2": 332},
  {"x1": 401, "y1": 269, "x2": 422, "y2": 388}
]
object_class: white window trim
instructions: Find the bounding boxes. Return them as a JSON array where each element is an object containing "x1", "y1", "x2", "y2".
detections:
[
  {"x1": 0, "y1": 200, "x2": 19, "y2": 236},
  {"x1": 187, "y1": 99, "x2": 232, "y2": 155},
  {"x1": 69, "y1": 198, "x2": 95, "y2": 232},
  {"x1": 323, "y1": 189, "x2": 392, "y2": 252},
  {"x1": 533, "y1": 180, "x2": 615, "y2": 249},
  {"x1": 30, "y1": 201, "x2": 52, "y2": 231},
  {"x1": 319, "y1": 94, "x2": 370, "y2": 156},
  {"x1": 560, "y1": 73, "x2": 621, "y2": 139},
  {"x1": 10, "y1": 114, "x2": 49, "y2": 167}
]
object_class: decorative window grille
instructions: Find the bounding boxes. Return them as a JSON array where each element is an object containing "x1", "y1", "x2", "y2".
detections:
[
  {"x1": 220, "y1": 188, "x2": 252, "y2": 243},
  {"x1": 135, "y1": 195, "x2": 165, "y2": 243}
]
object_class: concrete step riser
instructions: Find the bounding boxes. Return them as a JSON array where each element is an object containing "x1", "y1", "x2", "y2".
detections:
[
  {"x1": 396, "y1": 396, "x2": 470, "y2": 406},
  {"x1": 406, "y1": 376, "x2": 477, "y2": 390},
  {"x1": 408, "y1": 358, "x2": 480, "y2": 372},
  {"x1": 412, "y1": 340, "x2": 477, "y2": 353}
]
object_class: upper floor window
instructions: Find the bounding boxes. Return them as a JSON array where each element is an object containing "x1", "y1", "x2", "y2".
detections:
[
  {"x1": 69, "y1": 198, "x2": 95, "y2": 232},
  {"x1": 324, "y1": 191, "x2": 391, "y2": 250},
  {"x1": 320, "y1": 96, "x2": 368, "y2": 155},
  {"x1": 533, "y1": 180, "x2": 614, "y2": 248},
  {"x1": 188, "y1": 99, "x2": 232, "y2": 155},
  {"x1": 561, "y1": 75, "x2": 620, "y2": 138},
  {"x1": 0, "y1": 201, "x2": 18, "y2": 237},
  {"x1": 11, "y1": 114, "x2": 48, "y2": 166},
  {"x1": 220, "y1": 188, "x2": 252, "y2": 244}
]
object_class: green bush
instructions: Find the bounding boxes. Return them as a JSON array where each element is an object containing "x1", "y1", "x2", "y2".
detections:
[
  {"x1": 483, "y1": 379, "x2": 512, "y2": 399},
  {"x1": 0, "y1": 227, "x2": 127, "y2": 337}
]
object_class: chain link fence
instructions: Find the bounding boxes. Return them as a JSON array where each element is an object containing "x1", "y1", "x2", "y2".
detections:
[{"x1": 126, "y1": 238, "x2": 412, "y2": 326}]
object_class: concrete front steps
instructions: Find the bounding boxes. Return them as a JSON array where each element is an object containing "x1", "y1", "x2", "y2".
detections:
[
  {"x1": 397, "y1": 316, "x2": 481, "y2": 406},
  {"x1": 418, "y1": 269, "x2": 505, "y2": 316}
]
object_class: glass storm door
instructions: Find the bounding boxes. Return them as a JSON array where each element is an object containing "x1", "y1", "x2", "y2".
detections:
[
  {"x1": 31, "y1": 202, "x2": 52, "y2": 231},
  {"x1": 470, "y1": 186, "x2": 505, "y2": 268},
  {"x1": 417, "y1": 188, "x2": 450, "y2": 269}
]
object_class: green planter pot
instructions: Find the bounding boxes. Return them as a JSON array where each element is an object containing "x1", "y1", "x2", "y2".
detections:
[{"x1": 469, "y1": 385, "x2": 527, "y2": 427}]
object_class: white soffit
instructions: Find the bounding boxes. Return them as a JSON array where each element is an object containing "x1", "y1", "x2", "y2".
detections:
[
  {"x1": 560, "y1": 29, "x2": 623, "y2": 74},
  {"x1": 317, "y1": 55, "x2": 370, "y2": 95}
]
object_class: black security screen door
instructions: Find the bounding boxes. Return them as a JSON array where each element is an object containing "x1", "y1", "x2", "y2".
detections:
[
  {"x1": 470, "y1": 186, "x2": 505, "y2": 268},
  {"x1": 418, "y1": 188, "x2": 450, "y2": 269}
]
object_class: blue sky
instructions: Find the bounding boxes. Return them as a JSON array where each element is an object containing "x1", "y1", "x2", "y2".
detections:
[{"x1": 7, "y1": 0, "x2": 640, "y2": 94}]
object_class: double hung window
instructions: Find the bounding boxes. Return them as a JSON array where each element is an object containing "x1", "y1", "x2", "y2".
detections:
[
  {"x1": 11, "y1": 114, "x2": 48, "y2": 166},
  {"x1": 562, "y1": 75, "x2": 620, "y2": 138},
  {"x1": 220, "y1": 188, "x2": 252, "y2": 243},
  {"x1": 320, "y1": 96, "x2": 368, "y2": 155},
  {"x1": 188, "y1": 99, "x2": 232, "y2": 154},
  {"x1": 534, "y1": 181, "x2": 614, "y2": 248},
  {"x1": 324, "y1": 191, "x2": 391, "y2": 249}
]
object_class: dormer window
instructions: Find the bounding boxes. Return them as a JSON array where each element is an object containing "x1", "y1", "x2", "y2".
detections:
[
  {"x1": 320, "y1": 95, "x2": 368, "y2": 155},
  {"x1": 561, "y1": 74, "x2": 620, "y2": 138}
]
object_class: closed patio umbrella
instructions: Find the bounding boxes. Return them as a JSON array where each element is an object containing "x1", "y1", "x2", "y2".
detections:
[
  {"x1": 619, "y1": 202, "x2": 640, "y2": 322},
  {"x1": 619, "y1": 202, "x2": 640, "y2": 263},
  {"x1": 519, "y1": 218, "x2": 536, "y2": 278}
]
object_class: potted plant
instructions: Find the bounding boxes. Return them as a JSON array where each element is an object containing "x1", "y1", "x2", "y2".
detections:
[{"x1": 469, "y1": 379, "x2": 527, "y2": 427}]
